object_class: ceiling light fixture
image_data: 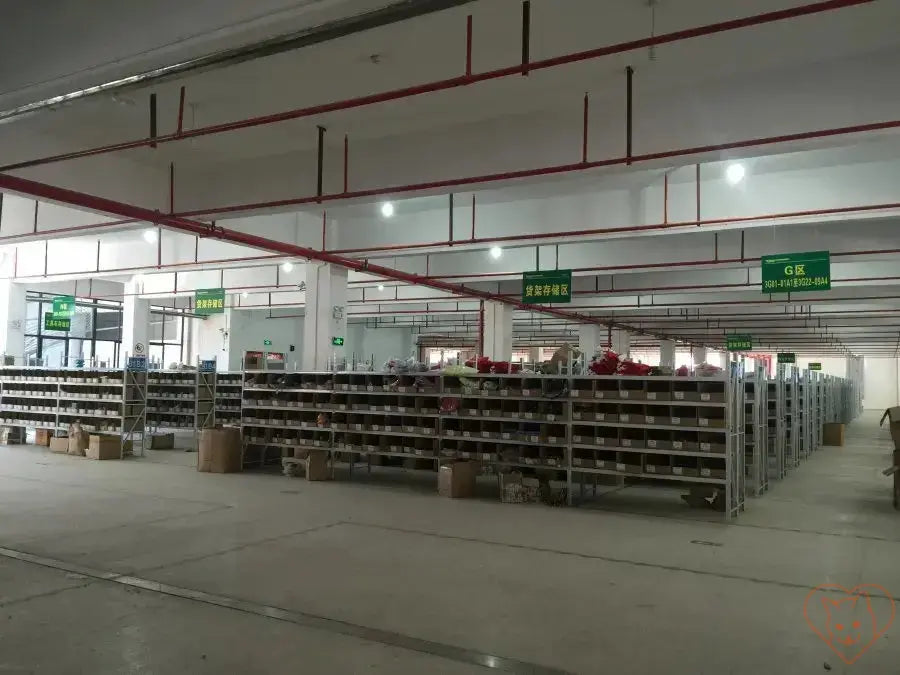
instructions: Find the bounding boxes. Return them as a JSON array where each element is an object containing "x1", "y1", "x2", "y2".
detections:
[
  {"x1": 380, "y1": 202, "x2": 394, "y2": 218},
  {"x1": 281, "y1": 262, "x2": 294, "y2": 273},
  {"x1": 489, "y1": 246, "x2": 503, "y2": 259},
  {"x1": 725, "y1": 163, "x2": 746, "y2": 185},
  {"x1": 377, "y1": 284, "x2": 385, "y2": 291},
  {"x1": 241, "y1": 291, "x2": 248, "y2": 299},
  {"x1": 143, "y1": 228, "x2": 158, "y2": 243}
]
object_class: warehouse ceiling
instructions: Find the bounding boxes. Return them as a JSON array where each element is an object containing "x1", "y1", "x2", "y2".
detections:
[{"x1": 0, "y1": 0, "x2": 898, "y2": 357}]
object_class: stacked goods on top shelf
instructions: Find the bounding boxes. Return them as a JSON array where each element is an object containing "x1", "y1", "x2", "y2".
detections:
[
  {"x1": 214, "y1": 372, "x2": 242, "y2": 425},
  {"x1": 0, "y1": 367, "x2": 60, "y2": 431},
  {"x1": 147, "y1": 370, "x2": 199, "y2": 431}
]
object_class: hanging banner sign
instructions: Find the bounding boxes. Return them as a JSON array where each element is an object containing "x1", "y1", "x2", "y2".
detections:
[
  {"x1": 44, "y1": 313, "x2": 70, "y2": 331},
  {"x1": 726, "y1": 335, "x2": 752, "y2": 351},
  {"x1": 777, "y1": 353, "x2": 796, "y2": 364},
  {"x1": 761, "y1": 251, "x2": 831, "y2": 293},
  {"x1": 195, "y1": 288, "x2": 225, "y2": 315},
  {"x1": 522, "y1": 269, "x2": 572, "y2": 304},
  {"x1": 52, "y1": 295, "x2": 75, "y2": 318},
  {"x1": 808, "y1": 362, "x2": 822, "y2": 371}
]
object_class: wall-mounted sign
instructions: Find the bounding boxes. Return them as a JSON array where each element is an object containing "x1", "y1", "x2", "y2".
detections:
[
  {"x1": 777, "y1": 353, "x2": 796, "y2": 364},
  {"x1": 808, "y1": 362, "x2": 822, "y2": 371},
  {"x1": 761, "y1": 251, "x2": 830, "y2": 293},
  {"x1": 199, "y1": 360, "x2": 216, "y2": 372},
  {"x1": 134, "y1": 342, "x2": 145, "y2": 355},
  {"x1": 44, "y1": 313, "x2": 70, "y2": 332},
  {"x1": 195, "y1": 288, "x2": 225, "y2": 315},
  {"x1": 522, "y1": 269, "x2": 572, "y2": 304},
  {"x1": 127, "y1": 356, "x2": 148, "y2": 371},
  {"x1": 263, "y1": 339, "x2": 272, "y2": 346},
  {"x1": 726, "y1": 335, "x2": 752, "y2": 351},
  {"x1": 52, "y1": 295, "x2": 75, "y2": 318},
  {"x1": 332, "y1": 336, "x2": 345, "y2": 346}
]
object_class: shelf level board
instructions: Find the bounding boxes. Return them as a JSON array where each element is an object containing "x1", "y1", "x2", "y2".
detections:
[
  {"x1": 59, "y1": 382, "x2": 124, "y2": 387},
  {"x1": 1, "y1": 393, "x2": 60, "y2": 400},
  {"x1": 572, "y1": 397, "x2": 726, "y2": 408},
  {"x1": 570, "y1": 443, "x2": 726, "y2": 458},
  {"x1": 569, "y1": 465, "x2": 726, "y2": 485},
  {"x1": 146, "y1": 410, "x2": 196, "y2": 417},
  {"x1": 568, "y1": 420, "x2": 727, "y2": 433}
]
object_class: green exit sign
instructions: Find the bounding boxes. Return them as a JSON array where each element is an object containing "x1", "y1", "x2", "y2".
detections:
[
  {"x1": 332, "y1": 336, "x2": 345, "y2": 346},
  {"x1": 761, "y1": 251, "x2": 830, "y2": 293},
  {"x1": 726, "y1": 335, "x2": 752, "y2": 351},
  {"x1": 263, "y1": 339, "x2": 272, "y2": 346},
  {"x1": 777, "y1": 353, "x2": 796, "y2": 364},
  {"x1": 808, "y1": 362, "x2": 822, "y2": 371}
]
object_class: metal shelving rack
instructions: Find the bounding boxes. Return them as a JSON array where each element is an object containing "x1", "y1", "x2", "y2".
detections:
[
  {"x1": 214, "y1": 371, "x2": 243, "y2": 425},
  {"x1": 146, "y1": 369, "x2": 200, "y2": 433},
  {"x1": 769, "y1": 366, "x2": 786, "y2": 480},
  {"x1": 744, "y1": 365, "x2": 768, "y2": 496},
  {"x1": 241, "y1": 368, "x2": 745, "y2": 520},
  {"x1": 784, "y1": 366, "x2": 801, "y2": 470},
  {"x1": 0, "y1": 367, "x2": 61, "y2": 433}
]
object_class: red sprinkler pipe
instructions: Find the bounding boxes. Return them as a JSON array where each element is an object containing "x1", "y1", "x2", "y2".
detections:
[
  {"x1": 0, "y1": 172, "x2": 628, "y2": 331},
  {"x1": 0, "y1": 0, "x2": 875, "y2": 174}
]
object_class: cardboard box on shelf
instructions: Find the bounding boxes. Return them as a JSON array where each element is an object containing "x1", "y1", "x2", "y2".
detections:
[
  {"x1": 823, "y1": 423, "x2": 846, "y2": 447},
  {"x1": 198, "y1": 426, "x2": 242, "y2": 473},
  {"x1": 880, "y1": 407, "x2": 900, "y2": 450},
  {"x1": 499, "y1": 471, "x2": 539, "y2": 503},
  {"x1": 67, "y1": 422, "x2": 89, "y2": 456},
  {"x1": 150, "y1": 433, "x2": 175, "y2": 450},
  {"x1": 438, "y1": 460, "x2": 478, "y2": 498},
  {"x1": 49, "y1": 437, "x2": 68, "y2": 453},
  {"x1": 87, "y1": 435, "x2": 121, "y2": 460},
  {"x1": 306, "y1": 450, "x2": 329, "y2": 481},
  {"x1": 0, "y1": 426, "x2": 24, "y2": 445},
  {"x1": 34, "y1": 429, "x2": 51, "y2": 446}
]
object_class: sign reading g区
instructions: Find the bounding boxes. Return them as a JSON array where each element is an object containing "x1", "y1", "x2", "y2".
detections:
[
  {"x1": 522, "y1": 269, "x2": 572, "y2": 304},
  {"x1": 761, "y1": 251, "x2": 831, "y2": 293},
  {"x1": 44, "y1": 313, "x2": 70, "y2": 332},
  {"x1": 726, "y1": 335, "x2": 752, "y2": 351},
  {"x1": 52, "y1": 295, "x2": 75, "y2": 318},
  {"x1": 195, "y1": 288, "x2": 225, "y2": 315}
]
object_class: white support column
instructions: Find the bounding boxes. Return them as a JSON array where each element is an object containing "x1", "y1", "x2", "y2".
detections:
[
  {"x1": 482, "y1": 302, "x2": 512, "y2": 361},
  {"x1": 121, "y1": 278, "x2": 150, "y2": 366},
  {"x1": 578, "y1": 325, "x2": 602, "y2": 361},
  {"x1": 528, "y1": 347, "x2": 541, "y2": 365},
  {"x1": 693, "y1": 347, "x2": 708, "y2": 367},
  {"x1": 660, "y1": 339, "x2": 676, "y2": 370},
  {"x1": 303, "y1": 262, "x2": 348, "y2": 370},
  {"x1": 610, "y1": 329, "x2": 631, "y2": 358},
  {"x1": 0, "y1": 280, "x2": 26, "y2": 364}
]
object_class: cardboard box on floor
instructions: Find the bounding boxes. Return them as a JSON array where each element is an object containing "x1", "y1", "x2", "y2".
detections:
[
  {"x1": 87, "y1": 435, "x2": 121, "y2": 460},
  {"x1": 34, "y1": 429, "x2": 51, "y2": 446},
  {"x1": 49, "y1": 436, "x2": 68, "y2": 453},
  {"x1": 67, "y1": 422, "x2": 89, "y2": 456},
  {"x1": 150, "y1": 433, "x2": 175, "y2": 450},
  {"x1": 306, "y1": 450, "x2": 329, "y2": 481},
  {"x1": 823, "y1": 423, "x2": 845, "y2": 446},
  {"x1": 438, "y1": 460, "x2": 477, "y2": 498},
  {"x1": 880, "y1": 407, "x2": 900, "y2": 450},
  {"x1": 198, "y1": 426, "x2": 242, "y2": 473}
]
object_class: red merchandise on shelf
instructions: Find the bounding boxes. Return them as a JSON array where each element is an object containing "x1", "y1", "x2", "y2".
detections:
[
  {"x1": 616, "y1": 359, "x2": 652, "y2": 376},
  {"x1": 676, "y1": 365, "x2": 690, "y2": 376},
  {"x1": 589, "y1": 349, "x2": 619, "y2": 375}
]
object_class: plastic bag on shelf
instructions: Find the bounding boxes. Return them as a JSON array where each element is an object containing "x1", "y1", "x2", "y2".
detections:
[
  {"x1": 616, "y1": 359, "x2": 652, "y2": 376},
  {"x1": 695, "y1": 362, "x2": 723, "y2": 377}
]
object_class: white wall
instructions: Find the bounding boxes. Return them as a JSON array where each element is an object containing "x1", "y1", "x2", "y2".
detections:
[
  {"x1": 796, "y1": 356, "x2": 847, "y2": 378},
  {"x1": 863, "y1": 358, "x2": 899, "y2": 410},
  {"x1": 227, "y1": 309, "x2": 303, "y2": 371}
]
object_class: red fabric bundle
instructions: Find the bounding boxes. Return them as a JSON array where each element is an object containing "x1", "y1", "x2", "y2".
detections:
[
  {"x1": 476, "y1": 356, "x2": 493, "y2": 373},
  {"x1": 676, "y1": 365, "x2": 690, "y2": 376},
  {"x1": 589, "y1": 349, "x2": 619, "y2": 375},
  {"x1": 616, "y1": 359, "x2": 652, "y2": 376}
]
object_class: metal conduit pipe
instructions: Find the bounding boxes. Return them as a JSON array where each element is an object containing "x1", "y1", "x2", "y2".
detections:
[{"x1": 0, "y1": 0, "x2": 873, "y2": 174}]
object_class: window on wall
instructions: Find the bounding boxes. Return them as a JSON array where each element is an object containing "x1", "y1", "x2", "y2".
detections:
[
  {"x1": 24, "y1": 293, "x2": 123, "y2": 367},
  {"x1": 149, "y1": 307, "x2": 188, "y2": 368}
]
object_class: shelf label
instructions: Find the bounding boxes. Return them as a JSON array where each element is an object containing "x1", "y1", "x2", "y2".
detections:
[
  {"x1": 726, "y1": 335, "x2": 752, "y2": 351},
  {"x1": 522, "y1": 269, "x2": 572, "y2": 304},
  {"x1": 777, "y1": 352, "x2": 796, "y2": 364},
  {"x1": 761, "y1": 251, "x2": 830, "y2": 293},
  {"x1": 195, "y1": 288, "x2": 225, "y2": 315},
  {"x1": 808, "y1": 362, "x2": 822, "y2": 371},
  {"x1": 52, "y1": 295, "x2": 75, "y2": 318},
  {"x1": 44, "y1": 313, "x2": 70, "y2": 332}
]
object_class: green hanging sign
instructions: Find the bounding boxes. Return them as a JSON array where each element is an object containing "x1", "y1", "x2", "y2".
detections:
[
  {"x1": 195, "y1": 288, "x2": 225, "y2": 315},
  {"x1": 332, "y1": 337, "x2": 345, "y2": 346},
  {"x1": 522, "y1": 269, "x2": 572, "y2": 304},
  {"x1": 52, "y1": 295, "x2": 75, "y2": 318},
  {"x1": 44, "y1": 313, "x2": 70, "y2": 332},
  {"x1": 761, "y1": 251, "x2": 831, "y2": 293},
  {"x1": 808, "y1": 362, "x2": 822, "y2": 371},
  {"x1": 726, "y1": 335, "x2": 752, "y2": 351},
  {"x1": 777, "y1": 353, "x2": 796, "y2": 364}
]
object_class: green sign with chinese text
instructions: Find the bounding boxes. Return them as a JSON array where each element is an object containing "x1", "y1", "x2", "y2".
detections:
[
  {"x1": 522, "y1": 269, "x2": 572, "y2": 304},
  {"x1": 761, "y1": 251, "x2": 830, "y2": 293},
  {"x1": 726, "y1": 335, "x2": 752, "y2": 351},
  {"x1": 44, "y1": 313, "x2": 70, "y2": 332},
  {"x1": 777, "y1": 353, "x2": 796, "y2": 364},
  {"x1": 195, "y1": 288, "x2": 225, "y2": 315},
  {"x1": 808, "y1": 362, "x2": 822, "y2": 371},
  {"x1": 52, "y1": 295, "x2": 75, "y2": 318}
]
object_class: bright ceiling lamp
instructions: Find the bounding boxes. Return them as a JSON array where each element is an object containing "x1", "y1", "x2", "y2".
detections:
[
  {"x1": 377, "y1": 284, "x2": 385, "y2": 291},
  {"x1": 281, "y1": 261, "x2": 294, "y2": 273},
  {"x1": 143, "y1": 228, "x2": 158, "y2": 243},
  {"x1": 489, "y1": 246, "x2": 503, "y2": 259},
  {"x1": 380, "y1": 201, "x2": 394, "y2": 218},
  {"x1": 725, "y1": 163, "x2": 746, "y2": 185},
  {"x1": 241, "y1": 291, "x2": 248, "y2": 299}
]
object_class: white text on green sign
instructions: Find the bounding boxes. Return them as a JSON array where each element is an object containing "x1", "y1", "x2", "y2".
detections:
[
  {"x1": 522, "y1": 270, "x2": 572, "y2": 304},
  {"x1": 52, "y1": 295, "x2": 75, "y2": 318},
  {"x1": 44, "y1": 313, "x2": 70, "y2": 331},
  {"x1": 777, "y1": 353, "x2": 796, "y2": 364},
  {"x1": 195, "y1": 288, "x2": 225, "y2": 315},
  {"x1": 808, "y1": 362, "x2": 822, "y2": 371},
  {"x1": 726, "y1": 335, "x2": 752, "y2": 351},
  {"x1": 761, "y1": 251, "x2": 830, "y2": 293}
]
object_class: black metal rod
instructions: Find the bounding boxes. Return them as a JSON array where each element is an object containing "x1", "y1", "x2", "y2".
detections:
[
  {"x1": 316, "y1": 125, "x2": 326, "y2": 198},
  {"x1": 625, "y1": 66, "x2": 634, "y2": 164},
  {"x1": 521, "y1": 1, "x2": 531, "y2": 75},
  {"x1": 449, "y1": 193, "x2": 454, "y2": 244},
  {"x1": 150, "y1": 94, "x2": 158, "y2": 148}
]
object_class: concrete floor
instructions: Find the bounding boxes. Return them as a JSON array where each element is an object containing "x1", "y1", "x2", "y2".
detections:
[{"x1": 0, "y1": 412, "x2": 897, "y2": 674}]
